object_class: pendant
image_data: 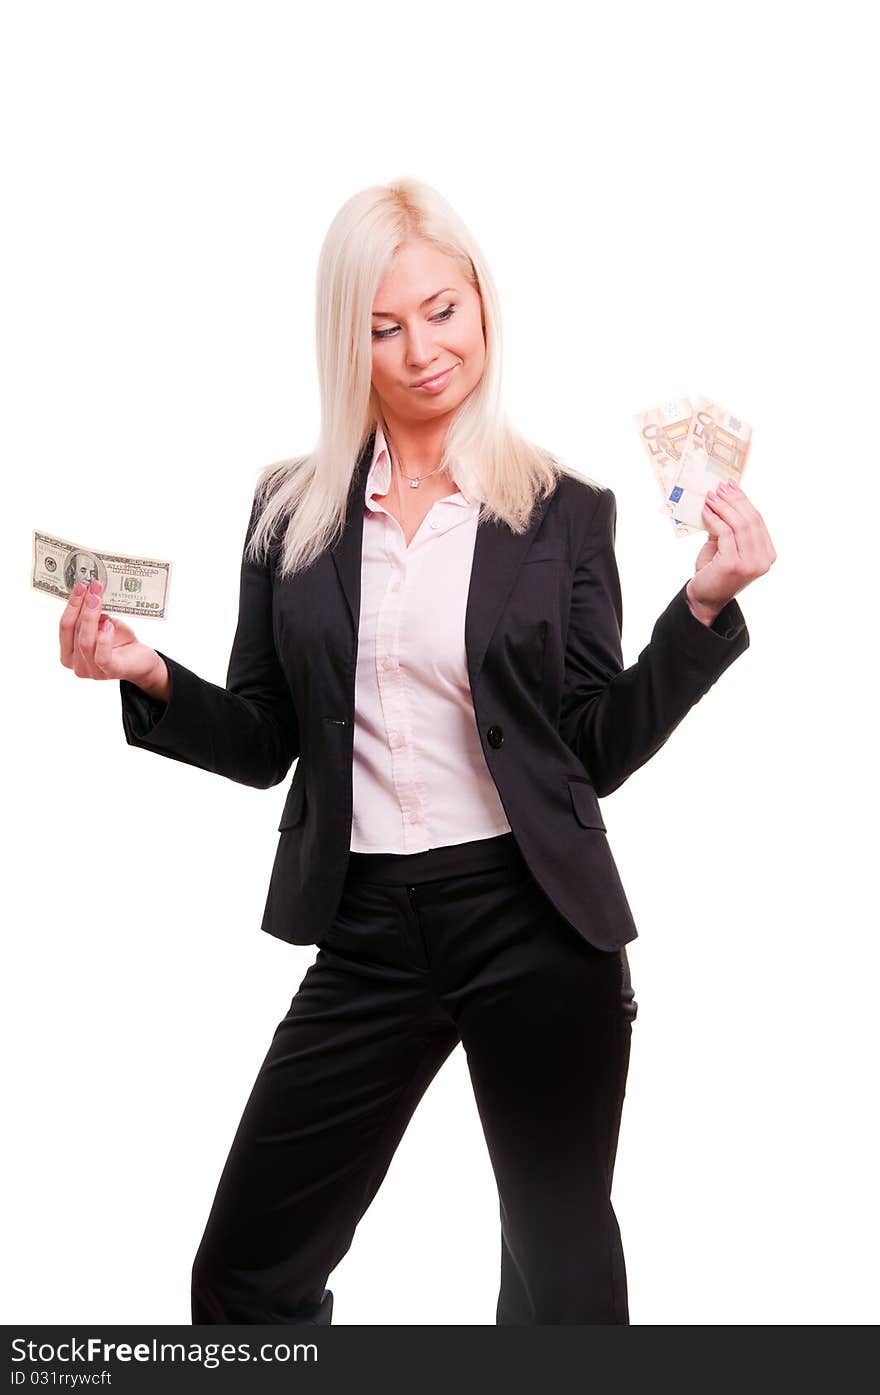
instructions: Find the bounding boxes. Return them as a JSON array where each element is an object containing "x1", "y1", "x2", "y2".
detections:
[{"x1": 410, "y1": 478, "x2": 420, "y2": 489}]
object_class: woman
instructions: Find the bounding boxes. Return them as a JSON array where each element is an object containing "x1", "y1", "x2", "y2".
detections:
[{"x1": 59, "y1": 178, "x2": 775, "y2": 1324}]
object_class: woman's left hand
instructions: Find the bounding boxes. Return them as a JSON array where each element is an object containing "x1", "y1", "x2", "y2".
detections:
[{"x1": 686, "y1": 480, "x2": 777, "y2": 621}]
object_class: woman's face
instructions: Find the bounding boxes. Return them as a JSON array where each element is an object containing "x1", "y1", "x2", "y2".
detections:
[{"x1": 370, "y1": 240, "x2": 486, "y2": 428}]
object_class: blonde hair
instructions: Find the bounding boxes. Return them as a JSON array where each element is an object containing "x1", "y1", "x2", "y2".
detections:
[{"x1": 245, "y1": 176, "x2": 600, "y2": 578}]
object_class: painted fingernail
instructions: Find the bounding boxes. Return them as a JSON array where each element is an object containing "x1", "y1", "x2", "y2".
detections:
[
  {"x1": 729, "y1": 479, "x2": 739, "y2": 490},
  {"x1": 72, "y1": 581, "x2": 87, "y2": 596}
]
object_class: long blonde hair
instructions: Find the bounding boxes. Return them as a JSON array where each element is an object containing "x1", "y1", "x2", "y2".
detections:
[{"x1": 245, "y1": 176, "x2": 600, "y2": 578}]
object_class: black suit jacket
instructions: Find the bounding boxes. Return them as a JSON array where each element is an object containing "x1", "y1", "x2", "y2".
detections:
[{"x1": 119, "y1": 429, "x2": 749, "y2": 952}]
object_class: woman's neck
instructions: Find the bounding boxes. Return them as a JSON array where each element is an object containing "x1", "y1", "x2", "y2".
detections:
[{"x1": 379, "y1": 410, "x2": 454, "y2": 475}]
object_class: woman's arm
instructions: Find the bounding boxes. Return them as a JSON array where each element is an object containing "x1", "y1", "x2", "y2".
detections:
[
  {"x1": 133, "y1": 654, "x2": 171, "y2": 702},
  {"x1": 118, "y1": 492, "x2": 300, "y2": 790},
  {"x1": 558, "y1": 488, "x2": 749, "y2": 797}
]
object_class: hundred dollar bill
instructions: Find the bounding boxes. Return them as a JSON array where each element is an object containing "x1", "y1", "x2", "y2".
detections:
[
  {"x1": 31, "y1": 529, "x2": 172, "y2": 619},
  {"x1": 666, "y1": 397, "x2": 752, "y2": 529},
  {"x1": 633, "y1": 399, "x2": 700, "y2": 539}
]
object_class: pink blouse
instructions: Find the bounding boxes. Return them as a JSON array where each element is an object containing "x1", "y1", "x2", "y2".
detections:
[{"x1": 349, "y1": 426, "x2": 512, "y2": 853}]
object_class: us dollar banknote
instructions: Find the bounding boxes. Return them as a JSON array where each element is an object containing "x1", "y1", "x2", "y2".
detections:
[{"x1": 32, "y1": 529, "x2": 172, "y2": 618}]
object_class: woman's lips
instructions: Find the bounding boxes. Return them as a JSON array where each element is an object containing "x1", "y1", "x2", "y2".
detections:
[{"x1": 412, "y1": 365, "x2": 457, "y2": 393}]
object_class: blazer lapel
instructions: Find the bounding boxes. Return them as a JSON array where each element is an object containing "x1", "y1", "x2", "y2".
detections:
[
  {"x1": 329, "y1": 431, "x2": 373, "y2": 635},
  {"x1": 464, "y1": 499, "x2": 550, "y2": 690},
  {"x1": 330, "y1": 428, "x2": 552, "y2": 692}
]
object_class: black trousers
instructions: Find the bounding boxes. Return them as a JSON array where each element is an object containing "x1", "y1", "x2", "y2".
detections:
[{"x1": 191, "y1": 832, "x2": 638, "y2": 1325}]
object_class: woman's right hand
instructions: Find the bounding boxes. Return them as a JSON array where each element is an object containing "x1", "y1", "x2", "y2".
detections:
[{"x1": 60, "y1": 577, "x2": 168, "y2": 695}]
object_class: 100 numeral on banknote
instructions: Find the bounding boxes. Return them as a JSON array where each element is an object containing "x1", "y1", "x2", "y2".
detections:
[{"x1": 31, "y1": 529, "x2": 172, "y2": 619}]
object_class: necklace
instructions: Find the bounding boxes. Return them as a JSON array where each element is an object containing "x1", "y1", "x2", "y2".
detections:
[{"x1": 389, "y1": 441, "x2": 448, "y2": 489}]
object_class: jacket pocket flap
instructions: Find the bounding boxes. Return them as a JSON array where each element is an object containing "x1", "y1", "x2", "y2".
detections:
[
  {"x1": 278, "y1": 778, "x2": 306, "y2": 829},
  {"x1": 568, "y1": 779, "x2": 606, "y2": 830},
  {"x1": 524, "y1": 539, "x2": 571, "y2": 565}
]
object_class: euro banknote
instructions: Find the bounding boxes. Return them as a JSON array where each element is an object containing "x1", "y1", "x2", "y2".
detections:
[
  {"x1": 634, "y1": 396, "x2": 753, "y2": 535},
  {"x1": 633, "y1": 398, "x2": 698, "y2": 537},
  {"x1": 31, "y1": 528, "x2": 172, "y2": 618}
]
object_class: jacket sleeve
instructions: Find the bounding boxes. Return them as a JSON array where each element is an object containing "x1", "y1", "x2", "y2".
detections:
[
  {"x1": 118, "y1": 491, "x2": 300, "y2": 789},
  {"x1": 558, "y1": 487, "x2": 750, "y2": 797}
]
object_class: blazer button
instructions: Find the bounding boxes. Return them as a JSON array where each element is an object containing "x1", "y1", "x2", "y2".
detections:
[{"x1": 487, "y1": 725, "x2": 504, "y2": 748}]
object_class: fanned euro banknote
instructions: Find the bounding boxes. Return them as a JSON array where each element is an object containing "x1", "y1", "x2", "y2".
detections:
[
  {"x1": 31, "y1": 528, "x2": 172, "y2": 618},
  {"x1": 634, "y1": 397, "x2": 752, "y2": 536}
]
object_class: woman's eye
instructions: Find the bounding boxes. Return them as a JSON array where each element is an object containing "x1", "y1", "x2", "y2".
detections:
[{"x1": 372, "y1": 304, "x2": 456, "y2": 341}]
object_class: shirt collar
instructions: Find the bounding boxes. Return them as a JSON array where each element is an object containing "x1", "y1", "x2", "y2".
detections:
[{"x1": 366, "y1": 425, "x2": 481, "y2": 508}]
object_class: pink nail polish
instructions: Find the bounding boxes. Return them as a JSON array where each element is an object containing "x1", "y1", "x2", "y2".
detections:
[{"x1": 72, "y1": 581, "x2": 86, "y2": 596}]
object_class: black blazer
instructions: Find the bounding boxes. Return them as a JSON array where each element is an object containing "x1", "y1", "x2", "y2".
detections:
[{"x1": 119, "y1": 429, "x2": 749, "y2": 952}]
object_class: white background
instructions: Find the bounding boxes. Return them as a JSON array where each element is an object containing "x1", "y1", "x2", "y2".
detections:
[{"x1": 4, "y1": 0, "x2": 877, "y2": 1325}]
